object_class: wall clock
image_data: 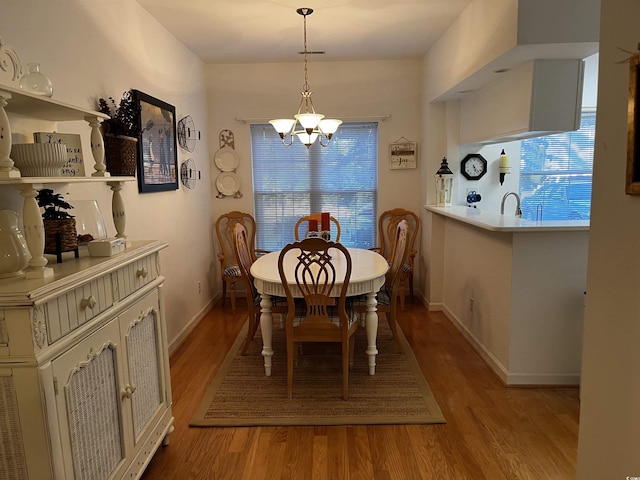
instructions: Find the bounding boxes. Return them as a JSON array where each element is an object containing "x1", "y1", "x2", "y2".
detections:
[{"x1": 461, "y1": 153, "x2": 487, "y2": 180}]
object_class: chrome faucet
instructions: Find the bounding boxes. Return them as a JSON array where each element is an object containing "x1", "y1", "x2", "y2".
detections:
[{"x1": 500, "y1": 192, "x2": 522, "y2": 217}]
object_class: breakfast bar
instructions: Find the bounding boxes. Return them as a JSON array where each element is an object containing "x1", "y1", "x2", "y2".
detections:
[{"x1": 424, "y1": 205, "x2": 589, "y2": 386}]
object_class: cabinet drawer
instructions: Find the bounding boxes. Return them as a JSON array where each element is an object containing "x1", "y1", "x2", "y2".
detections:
[
  {"x1": 114, "y1": 254, "x2": 159, "y2": 301},
  {"x1": 46, "y1": 275, "x2": 113, "y2": 343}
]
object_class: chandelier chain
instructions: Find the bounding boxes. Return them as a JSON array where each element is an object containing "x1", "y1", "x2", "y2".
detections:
[{"x1": 302, "y1": 11, "x2": 309, "y2": 92}]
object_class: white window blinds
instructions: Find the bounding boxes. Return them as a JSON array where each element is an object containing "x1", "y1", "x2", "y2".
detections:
[{"x1": 251, "y1": 122, "x2": 378, "y2": 251}]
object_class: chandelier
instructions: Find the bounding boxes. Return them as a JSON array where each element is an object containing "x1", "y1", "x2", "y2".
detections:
[{"x1": 269, "y1": 7, "x2": 342, "y2": 148}]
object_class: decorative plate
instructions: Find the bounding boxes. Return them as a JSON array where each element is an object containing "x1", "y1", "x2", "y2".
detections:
[
  {"x1": 216, "y1": 172, "x2": 241, "y2": 196},
  {"x1": 213, "y1": 146, "x2": 240, "y2": 172}
]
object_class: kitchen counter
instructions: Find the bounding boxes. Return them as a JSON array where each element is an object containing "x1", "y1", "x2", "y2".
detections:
[
  {"x1": 424, "y1": 205, "x2": 589, "y2": 232},
  {"x1": 424, "y1": 205, "x2": 588, "y2": 385}
]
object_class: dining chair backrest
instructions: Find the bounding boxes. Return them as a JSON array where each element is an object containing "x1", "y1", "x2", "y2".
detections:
[
  {"x1": 386, "y1": 219, "x2": 410, "y2": 297},
  {"x1": 294, "y1": 214, "x2": 341, "y2": 242},
  {"x1": 216, "y1": 211, "x2": 258, "y2": 269},
  {"x1": 278, "y1": 238, "x2": 356, "y2": 399},
  {"x1": 377, "y1": 208, "x2": 418, "y2": 261},
  {"x1": 377, "y1": 208, "x2": 419, "y2": 305},
  {"x1": 233, "y1": 223, "x2": 256, "y2": 298}
]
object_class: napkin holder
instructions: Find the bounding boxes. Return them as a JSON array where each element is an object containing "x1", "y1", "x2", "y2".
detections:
[{"x1": 88, "y1": 237, "x2": 126, "y2": 257}]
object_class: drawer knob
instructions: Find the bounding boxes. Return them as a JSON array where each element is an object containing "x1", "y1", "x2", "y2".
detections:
[
  {"x1": 136, "y1": 268, "x2": 148, "y2": 279},
  {"x1": 80, "y1": 296, "x2": 97, "y2": 310},
  {"x1": 122, "y1": 384, "x2": 137, "y2": 399}
]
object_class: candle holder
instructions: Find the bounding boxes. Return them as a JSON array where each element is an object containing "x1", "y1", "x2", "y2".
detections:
[{"x1": 320, "y1": 230, "x2": 330, "y2": 241}]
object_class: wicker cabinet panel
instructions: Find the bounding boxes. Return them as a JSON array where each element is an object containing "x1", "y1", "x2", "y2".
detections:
[
  {"x1": 46, "y1": 275, "x2": 113, "y2": 343},
  {"x1": 51, "y1": 320, "x2": 125, "y2": 480},
  {"x1": 0, "y1": 373, "x2": 28, "y2": 480},
  {"x1": 120, "y1": 291, "x2": 166, "y2": 441},
  {"x1": 115, "y1": 255, "x2": 159, "y2": 301}
]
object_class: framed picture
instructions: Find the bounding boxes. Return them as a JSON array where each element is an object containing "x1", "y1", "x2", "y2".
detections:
[
  {"x1": 389, "y1": 140, "x2": 417, "y2": 170},
  {"x1": 626, "y1": 51, "x2": 640, "y2": 195},
  {"x1": 134, "y1": 90, "x2": 178, "y2": 193}
]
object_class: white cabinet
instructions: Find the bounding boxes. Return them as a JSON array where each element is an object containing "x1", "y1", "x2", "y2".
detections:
[
  {"x1": 0, "y1": 241, "x2": 173, "y2": 480},
  {"x1": 459, "y1": 59, "x2": 585, "y2": 144}
]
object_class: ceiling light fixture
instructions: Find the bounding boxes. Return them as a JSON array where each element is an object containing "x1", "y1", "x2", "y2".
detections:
[{"x1": 269, "y1": 7, "x2": 342, "y2": 148}]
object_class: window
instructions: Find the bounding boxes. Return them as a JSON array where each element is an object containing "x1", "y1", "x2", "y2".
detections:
[
  {"x1": 519, "y1": 109, "x2": 596, "y2": 221},
  {"x1": 251, "y1": 122, "x2": 378, "y2": 251}
]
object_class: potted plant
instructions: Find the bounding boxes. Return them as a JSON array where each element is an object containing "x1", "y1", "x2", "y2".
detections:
[
  {"x1": 98, "y1": 90, "x2": 140, "y2": 176},
  {"x1": 36, "y1": 188, "x2": 78, "y2": 263}
]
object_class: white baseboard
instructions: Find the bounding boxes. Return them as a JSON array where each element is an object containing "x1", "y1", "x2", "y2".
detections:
[
  {"x1": 168, "y1": 296, "x2": 216, "y2": 354},
  {"x1": 441, "y1": 306, "x2": 580, "y2": 386}
]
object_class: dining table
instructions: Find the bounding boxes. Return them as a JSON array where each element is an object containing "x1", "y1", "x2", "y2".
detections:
[{"x1": 250, "y1": 247, "x2": 389, "y2": 377}]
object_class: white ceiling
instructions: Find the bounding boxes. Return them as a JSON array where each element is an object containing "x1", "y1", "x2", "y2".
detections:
[{"x1": 135, "y1": 0, "x2": 473, "y2": 64}]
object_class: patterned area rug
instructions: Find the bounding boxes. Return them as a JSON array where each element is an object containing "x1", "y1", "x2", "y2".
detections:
[{"x1": 190, "y1": 317, "x2": 446, "y2": 427}]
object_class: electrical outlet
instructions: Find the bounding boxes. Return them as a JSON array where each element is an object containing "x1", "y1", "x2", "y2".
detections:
[
  {"x1": 197, "y1": 281, "x2": 202, "y2": 294},
  {"x1": 469, "y1": 297, "x2": 474, "y2": 312}
]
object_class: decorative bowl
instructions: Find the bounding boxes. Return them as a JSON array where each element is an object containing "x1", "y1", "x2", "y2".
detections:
[{"x1": 10, "y1": 143, "x2": 67, "y2": 177}]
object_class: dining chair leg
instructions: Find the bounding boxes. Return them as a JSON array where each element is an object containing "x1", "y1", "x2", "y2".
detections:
[
  {"x1": 399, "y1": 282, "x2": 406, "y2": 310},
  {"x1": 222, "y1": 279, "x2": 227, "y2": 306},
  {"x1": 409, "y1": 274, "x2": 414, "y2": 303},
  {"x1": 241, "y1": 312, "x2": 260, "y2": 355},
  {"x1": 342, "y1": 338, "x2": 350, "y2": 400},
  {"x1": 348, "y1": 335, "x2": 356, "y2": 369},
  {"x1": 230, "y1": 283, "x2": 237, "y2": 314},
  {"x1": 287, "y1": 338, "x2": 295, "y2": 399}
]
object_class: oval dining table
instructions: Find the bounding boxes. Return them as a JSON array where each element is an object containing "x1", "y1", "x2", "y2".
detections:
[{"x1": 251, "y1": 247, "x2": 389, "y2": 377}]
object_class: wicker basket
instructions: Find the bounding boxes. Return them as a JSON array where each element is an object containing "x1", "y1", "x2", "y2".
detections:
[
  {"x1": 104, "y1": 134, "x2": 138, "y2": 176},
  {"x1": 44, "y1": 219, "x2": 78, "y2": 254}
]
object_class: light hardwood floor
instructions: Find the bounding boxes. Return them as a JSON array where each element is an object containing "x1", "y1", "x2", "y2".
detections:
[{"x1": 141, "y1": 300, "x2": 580, "y2": 479}]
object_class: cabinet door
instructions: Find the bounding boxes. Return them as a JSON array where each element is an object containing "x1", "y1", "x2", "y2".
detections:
[
  {"x1": 119, "y1": 290, "x2": 168, "y2": 443},
  {"x1": 51, "y1": 320, "x2": 127, "y2": 480}
]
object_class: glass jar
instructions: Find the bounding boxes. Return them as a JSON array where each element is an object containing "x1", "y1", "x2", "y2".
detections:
[{"x1": 19, "y1": 63, "x2": 54, "y2": 97}]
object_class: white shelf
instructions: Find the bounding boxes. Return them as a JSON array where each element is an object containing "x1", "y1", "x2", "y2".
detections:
[
  {"x1": 0, "y1": 176, "x2": 135, "y2": 185},
  {"x1": 0, "y1": 84, "x2": 109, "y2": 121}
]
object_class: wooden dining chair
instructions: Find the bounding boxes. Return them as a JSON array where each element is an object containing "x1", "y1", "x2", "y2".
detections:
[
  {"x1": 215, "y1": 211, "x2": 268, "y2": 314},
  {"x1": 374, "y1": 208, "x2": 419, "y2": 307},
  {"x1": 351, "y1": 219, "x2": 409, "y2": 345},
  {"x1": 233, "y1": 223, "x2": 286, "y2": 354},
  {"x1": 278, "y1": 238, "x2": 357, "y2": 400},
  {"x1": 294, "y1": 213, "x2": 341, "y2": 242}
]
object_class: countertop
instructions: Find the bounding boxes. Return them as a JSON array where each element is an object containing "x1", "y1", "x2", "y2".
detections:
[{"x1": 424, "y1": 205, "x2": 590, "y2": 232}]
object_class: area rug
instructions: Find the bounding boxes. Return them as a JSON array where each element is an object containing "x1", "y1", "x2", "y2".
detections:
[{"x1": 190, "y1": 317, "x2": 446, "y2": 427}]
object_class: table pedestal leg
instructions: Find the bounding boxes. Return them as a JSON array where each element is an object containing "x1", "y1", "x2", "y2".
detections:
[
  {"x1": 259, "y1": 293, "x2": 274, "y2": 376},
  {"x1": 365, "y1": 292, "x2": 378, "y2": 375}
]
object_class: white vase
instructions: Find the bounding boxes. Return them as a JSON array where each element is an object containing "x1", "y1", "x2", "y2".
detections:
[
  {"x1": 0, "y1": 210, "x2": 31, "y2": 278},
  {"x1": 19, "y1": 63, "x2": 54, "y2": 97}
]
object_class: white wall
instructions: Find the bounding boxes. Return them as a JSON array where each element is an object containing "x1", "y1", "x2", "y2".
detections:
[
  {"x1": 203, "y1": 60, "x2": 425, "y2": 295},
  {"x1": 577, "y1": 0, "x2": 640, "y2": 477},
  {"x1": 0, "y1": 0, "x2": 213, "y2": 349}
]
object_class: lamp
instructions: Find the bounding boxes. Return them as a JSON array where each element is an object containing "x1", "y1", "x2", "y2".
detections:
[
  {"x1": 269, "y1": 7, "x2": 342, "y2": 148},
  {"x1": 499, "y1": 149, "x2": 510, "y2": 185},
  {"x1": 435, "y1": 157, "x2": 454, "y2": 207}
]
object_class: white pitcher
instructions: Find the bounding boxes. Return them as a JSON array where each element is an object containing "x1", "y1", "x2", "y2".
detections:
[{"x1": 0, "y1": 210, "x2": 31, "y2": 278}]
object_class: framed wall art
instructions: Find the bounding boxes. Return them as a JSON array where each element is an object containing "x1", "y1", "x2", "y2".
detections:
[
  {"x1": 134, "y1": 89, "x2": 178, "y2": 193},
  {"x1": 389, "y1": 138, "x2": 417, "y2": 170},
  {"x1": 626, "y1": 48, "x2": 640, "y2": 195}
]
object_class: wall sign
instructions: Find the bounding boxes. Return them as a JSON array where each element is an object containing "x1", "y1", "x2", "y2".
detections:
[{"x1": 389, "y1": 138, "x2": 417, "y2": 170}]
